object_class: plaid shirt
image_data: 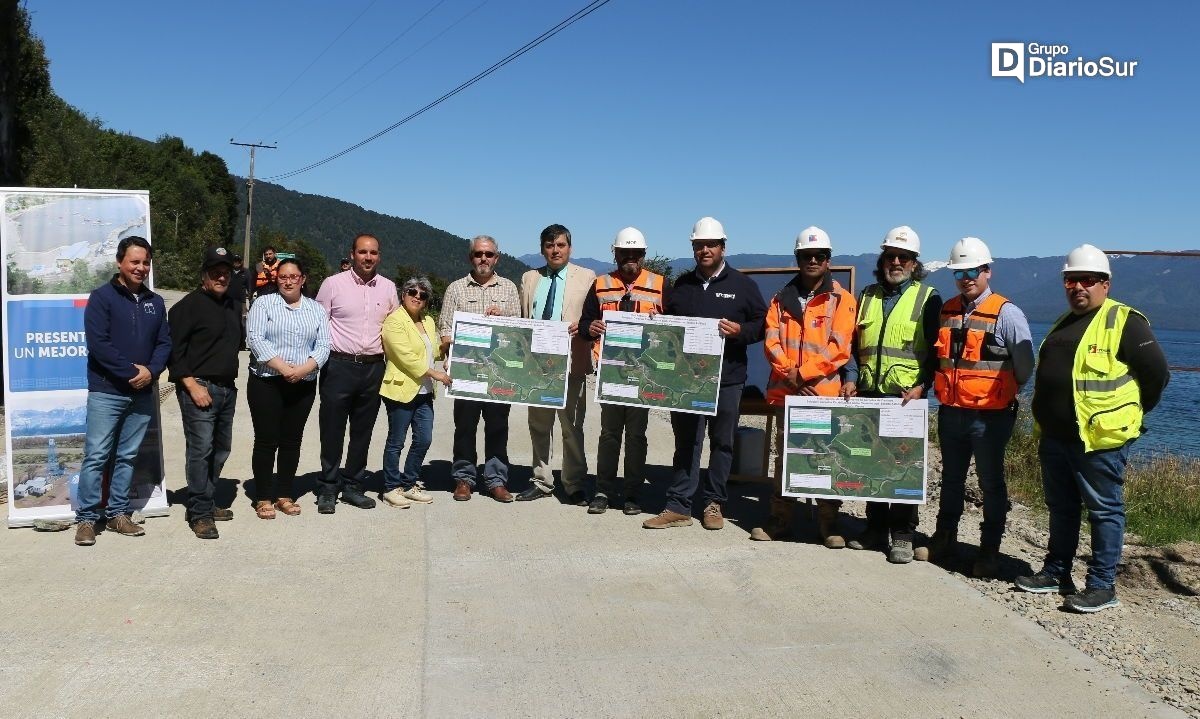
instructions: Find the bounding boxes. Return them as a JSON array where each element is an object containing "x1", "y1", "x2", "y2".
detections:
[{"x1": 438, "y1": 273, "x2": 522, "y2": 339}]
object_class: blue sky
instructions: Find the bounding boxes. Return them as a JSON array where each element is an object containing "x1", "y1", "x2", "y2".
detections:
[{"x1": 23, "y1": 0, "x2": 1199, "y2": 262}]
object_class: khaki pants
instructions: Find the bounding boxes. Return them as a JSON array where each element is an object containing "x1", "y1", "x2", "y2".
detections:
[{"x1": 528, "y1": 372, "x2": 588, "y2": 495}]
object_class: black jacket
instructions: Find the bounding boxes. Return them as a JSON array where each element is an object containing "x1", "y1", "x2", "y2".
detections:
[
  {"x1": 167, "y1": 288, "x2": 241, "y2": 384},
  {"x1": 665, "y1": 263, "x2": 767, "y2": 386}
]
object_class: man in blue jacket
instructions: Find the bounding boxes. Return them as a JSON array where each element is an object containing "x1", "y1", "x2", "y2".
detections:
[
  {"x1": 74, "y1": 236, "x2": 171, "y2": 546},
  {"x1": 644, "y1": 217, "x2": 767, "y2": 530}
]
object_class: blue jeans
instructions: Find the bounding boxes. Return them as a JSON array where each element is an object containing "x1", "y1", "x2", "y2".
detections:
[
  {"x1": 75, "y1": 391, "x2": 156, "y2": 523},
  {"x1": 382, "y1": 393, "x2": 434, "y2": 491},
  {"x1": 666, "y1": 383, "x2": 742, "y2": 515},
  {"x1": 937, "y1": 404, "x2": 1016, "y2": 547},
  {"x1": 1038, "y1": 436, "x2": 1130, "y2": 591},
  {"x1": 177, "y1": 380, "x2": 237, "y2": 520}
]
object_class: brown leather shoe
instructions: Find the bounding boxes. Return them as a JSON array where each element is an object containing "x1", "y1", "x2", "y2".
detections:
[
  {"x1": 212, "y1": 507, "x2": 234, "y2": 521},
  {"x1": 487, "y1": 485, "x2": 514, "y2": 503},
  {"x1": 453, "y1": 480, "x2": 472, "y2": 501},
  {"x1": 74, "y1": 521, "x2": 96, "y2": 546},
  {"x1": 190, "y1": 517, "x2": 219, "y2": 539},
  {"x1": 701, "y1": 502, "x2": 724, "y2": 530},
  {"x1": 106, "y1": 514, "x2": 145, "y2": 536},
  {"x1": 642, "y1": 510, "x2": 694, "y2": 529}
]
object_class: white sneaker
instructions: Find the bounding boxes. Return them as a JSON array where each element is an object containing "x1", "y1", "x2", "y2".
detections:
[
  {"x1": 402, "y1": 483, "x2": 434, "y2": 504},
  {"x1": 380, "y1": 488, "x2": 413, "y2": 508}
]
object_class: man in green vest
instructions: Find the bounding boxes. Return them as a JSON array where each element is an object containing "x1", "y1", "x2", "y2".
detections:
[
  {"x1": 840, "y1": 226, "x2": 941, "y2": 563},
  {"x1": 1015, "y1": 244, "x2": 1169, "y2": 613}
]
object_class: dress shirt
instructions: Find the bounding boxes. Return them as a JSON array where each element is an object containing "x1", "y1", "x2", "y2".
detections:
[
  {"x1": 532, "y1": 265, "x2": 567, "y2": 321},
  {"x1": 438, "y1": 273, "x2": 522, "y2": 339},
  {"x1": 247, "y1": 293, "x2": 332, "y2": 381},
  {"x1": 315, "y1": 269, "x2": 398, "y2": 355}
]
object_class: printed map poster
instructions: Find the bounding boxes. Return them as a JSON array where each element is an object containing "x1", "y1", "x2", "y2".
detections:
[
  {"x1": 1, "y1": 188, "x2": 169, "y2": 527},
  {"x1": 446, "y1": 312, "x2": 570, "y2": 409},
  {"x1": 595, "y1": 311, "x2": 724, "y2": 415},
  {"x1": 781, "y1": 395, "x2": 928, "y2": 504}
]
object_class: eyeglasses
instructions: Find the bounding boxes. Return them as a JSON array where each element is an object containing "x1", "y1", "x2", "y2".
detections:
[
  {"x1": 883, "y1": 251, "x2": 916, "y2": 264},
  {"x1": 277, "y1": 274, "x2": 302, "y2": 282},
  {"x1": 796, "y1": 251, "x2": 830, "y2": 264},
  {"x1": 405, "y1": 289, "x2": 430, "y2": 301},
  {"x1": 1063, "y1": 275, "x2": 1105, "y2": 288},
  {"x1": 472, "y1": 251, "x2": 497, "y2": 259},
  {"x1": 952, "y1": 266, "x2": 987, "y2": 281}
]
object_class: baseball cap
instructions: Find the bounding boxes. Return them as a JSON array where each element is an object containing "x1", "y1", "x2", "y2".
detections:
[{"x1": 202, "y1": 246, "x2": 234, "y2": 270}]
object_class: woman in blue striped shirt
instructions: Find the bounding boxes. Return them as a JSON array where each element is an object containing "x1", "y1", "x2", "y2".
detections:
[{"x1": 246, "y1": 258, "x2": 331, "y2": 519}]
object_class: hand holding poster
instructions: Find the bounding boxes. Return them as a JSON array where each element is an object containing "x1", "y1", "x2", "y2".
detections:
[
  {"x1": 594, "y1": 311, "x2": 724, "y2": 415},
  {"x1": 781, "y1": 395, "x2": 928, "y2": 503},
  {"x1": 446, "y1": 312, "x2": 571, "y2": 409}
]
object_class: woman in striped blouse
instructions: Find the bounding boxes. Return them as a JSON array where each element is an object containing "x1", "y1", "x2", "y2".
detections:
[{"x1": 246, "y1": 258, "x2": 331, "y2": 519}]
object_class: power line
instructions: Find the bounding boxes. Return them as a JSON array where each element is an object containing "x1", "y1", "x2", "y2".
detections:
[
  {"x1": 265, "y1": 0, "x2": 614, "y2": 182},
  {"x1": 278, "y1": 0, "x2": 492, "y2": 143},
  {"x1": 233, "y1": 0, "x2": 380, "y2": 139},
  {"x1": 265, "y1": 0, "x2": 450, "y2": 140}
]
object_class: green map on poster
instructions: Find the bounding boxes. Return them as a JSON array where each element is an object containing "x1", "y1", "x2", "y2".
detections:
[
  {"x1": 782, "y1": 396, "x2": 928, "y2": 503},
  {"x1": 594, "y1": 311, "x2": 724, "y2": 415},
  {"x1": 447, "y1": 313, "x2": 570, "y2": 409}
]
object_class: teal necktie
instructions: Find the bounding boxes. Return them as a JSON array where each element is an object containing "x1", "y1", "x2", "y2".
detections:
[{"x1": 542, "y1": 271, "x2": 558, "y2": 320}]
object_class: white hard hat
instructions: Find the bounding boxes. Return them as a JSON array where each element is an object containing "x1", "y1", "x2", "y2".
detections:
[
  {"x1": 1063, "y1": 243, "x2": 1111, "y2": 276},
  {"x1": 690, "y1": 216, "x2": 727, "y2": 241},
  {"x1": 881, "y1": 225, "x2": 921, "y2": 256},
  {"x1": 794, "y1": 226, "x2": 832, "y2": 252},
  {"x1": 612, "y1": 227, "x2": 647, "y2": 250},
  {"x1": 947, "y1": 237, "x2": 994, "y2": 270}
]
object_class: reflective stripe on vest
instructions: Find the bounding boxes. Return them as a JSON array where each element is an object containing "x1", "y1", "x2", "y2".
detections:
[
  {"x1": 1050, "y1": 299, "x2": 1144, "y2": 452},
  {"x1": 765, "y1": 281, "x2": 854, "y2": 405},
  {"x1": 591, "y1": 269, "x2": 666, "y2": 365},
  {"x1": 934, "y1": 292, "x2": 1017, "y2": 410},
  {"x1": 856, "y1": 282, "x2": 932, "y2": 395}
]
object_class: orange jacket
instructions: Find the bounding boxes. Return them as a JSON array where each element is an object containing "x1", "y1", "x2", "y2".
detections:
[
  {"x1": 255, "y1": 259, "x2": 279, "y2": 289},
  {"x1": 934, "y1": 291, "x2": 1018, "y2": 410},
  {"x1": 590, "y1": 269, "x2": 666, "y2": 365},
  {"x1": 763, "y1": 275, "x2": 856, "y2": 405}
]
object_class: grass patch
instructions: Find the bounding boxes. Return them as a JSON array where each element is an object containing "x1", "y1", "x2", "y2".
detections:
[{"x1": 936, "y1": 409, "x2": 1200, "y2": 546}]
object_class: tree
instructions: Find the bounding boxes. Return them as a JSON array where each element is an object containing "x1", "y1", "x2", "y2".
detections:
[{"x1": 644, "y1": 254, "x2": 676, "y2": 283}]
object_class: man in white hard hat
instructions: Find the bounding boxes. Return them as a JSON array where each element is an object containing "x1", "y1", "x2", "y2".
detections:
[
  {"x1": 643, "y1": 217, "x2": 767, "y2": 530},
  {"x1": 580, "y1": 227, "x2": 670, "y2": 514},
  {"x1": 517, "y1": 224, "x2": 597, "y2": 504},
  {"x1": 750, "y1": 227, "x2": 856, "y2": 545},
  {"x1": 926, "y1": 237, "x2": 1035, "y2": 577},
  {"x1": 1016, "y1": 245, "x2": 1168, "y2": 613},
  {"x1": 840, "y1": 226, "x2": 942, "y2": 562}
]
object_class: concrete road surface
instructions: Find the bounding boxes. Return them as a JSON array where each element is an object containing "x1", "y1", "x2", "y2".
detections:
[{"x1": 0, "y1": 350, "x2": 1183, "y2": 718}]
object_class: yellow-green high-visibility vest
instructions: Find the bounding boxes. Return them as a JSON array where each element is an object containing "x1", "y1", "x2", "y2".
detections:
[
  {"x1": 1043, "y1": 298, "x2": 1145, "y2": 452},
  {"x1": 856, "y1": 281, "x2": 934, "y2": 395}
]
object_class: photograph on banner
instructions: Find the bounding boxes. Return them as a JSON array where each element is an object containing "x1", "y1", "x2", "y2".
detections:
[
  {"x1": 4, "y1": 190, "x2": 148, "y2": 295},
  {"x1": 446, "y1": 311, "x2": 571, "y2": 409},
  {"x1": 594, "y1": 310, "x2": 724, "y2": 415},
  {"x1": 781, "y1": 395, "x2": 928, "y2": 504},
  {"x1": 2, "y1": 187, "x2": 168, "y2": 527}
]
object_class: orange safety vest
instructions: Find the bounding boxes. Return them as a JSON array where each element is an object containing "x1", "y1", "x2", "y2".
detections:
[
  {"x1": 763, "y1": 277, "x2": 856, "y2": 406},
  {"x1": 934, "y1": 291, "x2": 1018, "y2": 410},
  {"x1": 255, "y1": 259, "x2": 280, "y2": 289},
  {"x1": 590, "y1": 268, "x2": 666, "y2": 365}
]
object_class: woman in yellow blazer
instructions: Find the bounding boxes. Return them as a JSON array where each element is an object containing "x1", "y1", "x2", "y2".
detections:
[{"x1": 380, "y1": 277, "x2": 451, "y2": 508}]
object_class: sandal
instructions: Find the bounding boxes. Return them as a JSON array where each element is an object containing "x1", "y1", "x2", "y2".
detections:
[
  {"x1": 254, "y1": 500, "x2": 276, "y2": 520},
  {"x1": 274, "y1": 498, "x2": 301, "y2": 516}
]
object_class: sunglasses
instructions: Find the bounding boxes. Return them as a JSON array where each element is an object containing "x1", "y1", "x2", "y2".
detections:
[
  {"x1": 1063, "y1": 275, "x2": 1105, "y2": 289},
  {"x1": 472, "y1": 251, "x2": 497, "y2": 259},
  {"x1": 952, "y1": 266, "x2": 987, "y2": 281},
  {"x1": 883, "y1": 251, "x2": 916, "y2": 263},
  {"x1": 405, "y1": 289, "x2": 430, "y2": 301},
  {"x1": 796, "y1": 252, "x2": 830, "y2": 264}
]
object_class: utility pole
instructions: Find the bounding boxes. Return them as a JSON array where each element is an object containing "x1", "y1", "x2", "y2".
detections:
[
  {"x1": 165, "y1": 208, "x2": 183, "y2": 244},
  {"x1": 229, "y1": 140, "x2": 276, "y2": 270}
]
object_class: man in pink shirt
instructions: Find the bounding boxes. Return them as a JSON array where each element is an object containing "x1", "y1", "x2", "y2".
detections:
[{"x1": 314, "y1": 233, "x2": 399, "y2": 513}]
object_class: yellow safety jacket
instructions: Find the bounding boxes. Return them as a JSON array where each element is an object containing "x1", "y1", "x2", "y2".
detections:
[
  {"x1": 1046, "y1": 298, "x2": 1145, "y2": 452},
  {"x1": 855, "y1": 281, "x2": 935, "y2": 395}
]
